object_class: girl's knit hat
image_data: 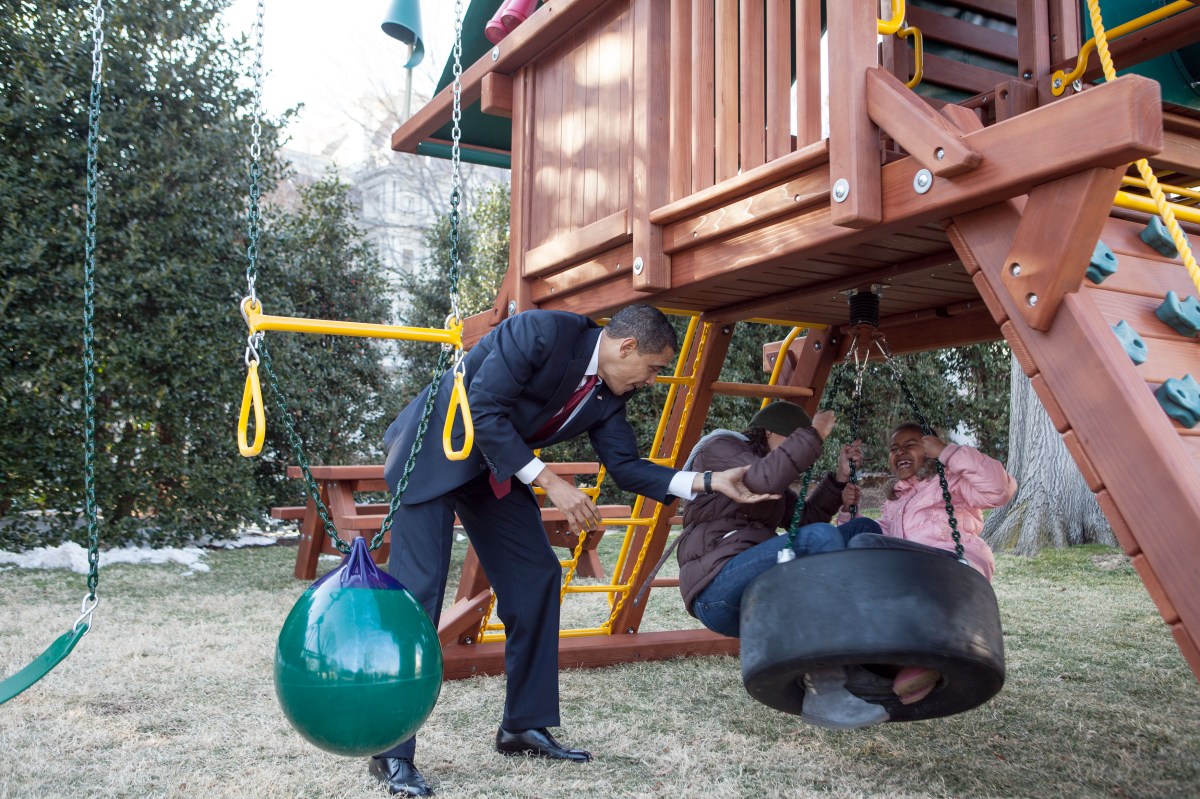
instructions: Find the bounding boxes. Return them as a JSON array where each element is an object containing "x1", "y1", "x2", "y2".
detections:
[{"x1": 748, "y1": 401, "x2": 812, "y2": 436}]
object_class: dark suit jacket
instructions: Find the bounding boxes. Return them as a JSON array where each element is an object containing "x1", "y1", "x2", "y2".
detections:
[{"x1": 383, "y1": 310, "x2": 678, "y2": 506}]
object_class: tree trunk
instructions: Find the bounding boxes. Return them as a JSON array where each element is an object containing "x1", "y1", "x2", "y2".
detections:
[{"x1": 982, "y1": 356, "x2": 1115, "y2": 555}]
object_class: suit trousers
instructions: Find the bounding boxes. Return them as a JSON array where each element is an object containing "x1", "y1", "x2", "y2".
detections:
[{"x1": 376, "y1": 470, "x2": 563, "y2": 760}]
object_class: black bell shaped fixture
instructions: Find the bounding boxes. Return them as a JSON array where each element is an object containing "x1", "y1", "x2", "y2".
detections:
[{"x1": 381, "y1": 0, "x2": 424, "y2": 69}]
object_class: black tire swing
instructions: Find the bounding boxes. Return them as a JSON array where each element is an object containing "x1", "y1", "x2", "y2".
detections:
[{"x1": 739, "y1": 288, "x2": 1005, "y2": 722}]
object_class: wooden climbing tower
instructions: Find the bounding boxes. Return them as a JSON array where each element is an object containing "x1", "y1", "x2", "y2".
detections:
[{"x1": 392, "y1": 0, "x2": 1200, "y2": 680}]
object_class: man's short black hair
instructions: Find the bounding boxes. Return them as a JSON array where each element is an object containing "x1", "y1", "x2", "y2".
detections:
[{"x1": 604, "y1": 305, "x2": 677, "y2": 354}]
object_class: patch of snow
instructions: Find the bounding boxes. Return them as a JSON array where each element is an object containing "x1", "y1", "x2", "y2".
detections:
[{"x1": 0, "y1": 541, "x2": 211, "y2": 574}]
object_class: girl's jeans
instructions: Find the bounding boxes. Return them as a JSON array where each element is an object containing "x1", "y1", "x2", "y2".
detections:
[{"x1": 693, "y1": 516, "x2": 882, "y2": 637}]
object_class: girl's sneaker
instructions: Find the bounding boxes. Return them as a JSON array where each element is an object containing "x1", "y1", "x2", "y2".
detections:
[{"x1": 801, "y1": 667, "x2": 890, "y2": 729}]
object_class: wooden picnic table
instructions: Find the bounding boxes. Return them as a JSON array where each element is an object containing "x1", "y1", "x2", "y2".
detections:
[{"x1": 280, "y1": 462, "x2": 626, "y2": 582}]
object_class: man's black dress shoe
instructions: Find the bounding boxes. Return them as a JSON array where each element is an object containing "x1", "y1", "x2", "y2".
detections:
[
  {"x1": 369, "y1": 756, "x2": 434, "y2": 796},
  {"x1": 495, "y1": 727, "x2": 592, "y2": 762}
]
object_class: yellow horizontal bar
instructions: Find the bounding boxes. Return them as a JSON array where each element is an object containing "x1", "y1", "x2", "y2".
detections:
[
  {"x1": 1114, "y1": 191, "x2": 1200, "y2": 225},
  {"x1": 745, "y1": 318, "x2": 828, "y2": 330},
  {"x1": 243, "y1": 298, "x2": 462, "y2": 346},
  {"x1": 1123, "y1": 175, "x2": 1200, "y2": 202},
  {"x1": 480, "y1": 627, "x2": 613, "y2": 643},
  {"x1": 560, "y1": 627, "x2": 609, "y2": 638},
  {"x1": 564, "y1": 584, "x2": 626, "y2": 593},
  {"x1": 600, "y1": 517, "x2": 657, "y2": 526},
  {"x1": 655, "y1": 375, "x2": 697, "y2": 387}
]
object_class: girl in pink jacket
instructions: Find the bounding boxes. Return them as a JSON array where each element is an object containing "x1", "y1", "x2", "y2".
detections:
[
  {"x1": 849, "y1": 421, "x2": 1016, "y2": 704},
  {"x1": 870, "y1": 422, "x2": 1016, "y2": 581}
]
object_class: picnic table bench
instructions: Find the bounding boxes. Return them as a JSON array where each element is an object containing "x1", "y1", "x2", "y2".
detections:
[{"x1": 276, "y1": 463, "x2": 629, "y2": 581}]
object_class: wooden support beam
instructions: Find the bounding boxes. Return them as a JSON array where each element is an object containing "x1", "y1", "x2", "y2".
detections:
[
  {"x1": 1000, "y1": 166, "x2": 1127, "y2": 331},
  {"x1": 631, "y1": 0, "x2": 671, "y2": 291},
  {"x1": 827, "y1": 0, "x2": 882, "y2": 228},
  {"x1": 480, "y1": 73, "x2": 513, "y2": 118},
  {"x1": 440, "y1": 628, "x2": 740, "y2": 680},
  {"x1": 865, "y1": 67, "x2": 982, "y2": 177},
  {"x1": 438, "y1": 591, "x2": 492, "y2": 645}
]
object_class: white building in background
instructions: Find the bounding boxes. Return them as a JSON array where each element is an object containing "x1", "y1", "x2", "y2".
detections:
[{"x1": 277, "y1": 90, "x2": 509, "y2": 325}]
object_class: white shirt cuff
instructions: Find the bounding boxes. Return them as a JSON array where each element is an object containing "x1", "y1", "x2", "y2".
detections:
[
  {"x1": 670, "y1": 471, "x2": 701, "y2": 500},
  {"x1": 515, "y1": 457, "x2": 546, "y2": 484}
]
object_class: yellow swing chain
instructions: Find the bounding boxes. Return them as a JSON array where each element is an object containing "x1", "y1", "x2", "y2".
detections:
[{"x1": 1083, "y1": 0, "x2": 1200, "y2": 293}]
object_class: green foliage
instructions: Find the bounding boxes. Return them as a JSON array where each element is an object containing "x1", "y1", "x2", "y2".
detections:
[
  {"x1": 812, "y1": 340, "x2": 1012, "y2": 476},
  {"x1": 394, "y1": 182, "x2": 510, "y2": 405},
  {"x1": 0, "y1": 0, "x2": 398, "y2": 549},
  {"x1": 252, "y1": 174, "x2": 399, "y2": 508}
]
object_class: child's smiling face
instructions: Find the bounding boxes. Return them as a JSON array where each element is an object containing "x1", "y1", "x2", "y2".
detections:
[{"x1": 888, "y1": 428, "x2": 926, "y2": 480}]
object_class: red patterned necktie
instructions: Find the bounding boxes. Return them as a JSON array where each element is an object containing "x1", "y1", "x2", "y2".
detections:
[
  {"x1": 533, "y1": 374, "x2": 599, "y2": 440},
  {"x1": 489, "y1": 374, "x2": 599, "y2": 499}
]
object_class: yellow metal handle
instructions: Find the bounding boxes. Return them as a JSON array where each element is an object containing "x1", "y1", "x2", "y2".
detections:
[
  {"x1": 1051, "y1": 0, "x2": 1194, "y2": 96},
  {"x1": 443, "y1": 371, "x2": 474, "y2": 461},
  {"x1": 238, "y1": 361, "x2": 266, "y2": 457},
  {"x1": 898, "y1": 26, "x2": 924, "y2": 89},
  {"x1": 877, "y1": 0, "x2": 905, "y2": 35}
]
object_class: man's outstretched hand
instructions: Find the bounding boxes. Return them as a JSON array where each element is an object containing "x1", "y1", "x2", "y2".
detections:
[{"x1": 706, "y1": 465, "x2": 781, "y2": 503}]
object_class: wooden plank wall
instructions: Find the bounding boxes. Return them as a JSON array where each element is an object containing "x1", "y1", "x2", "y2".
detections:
[
  {"x1": 525, "y1": 1, "x2": 632, "y2": 254},
  {"x1": 675, "y1": 0, "x2": 826, "y2": 203}
]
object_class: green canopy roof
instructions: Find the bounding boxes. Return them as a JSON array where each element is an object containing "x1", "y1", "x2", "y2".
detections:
[{"x1": 420, "y1": 0, "x2": 515, "y2": 168}]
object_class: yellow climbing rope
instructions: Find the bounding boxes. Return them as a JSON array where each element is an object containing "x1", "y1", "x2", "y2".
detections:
[{"x1": 1085, "y1": 0, "x2": 1200, "y2": 293}]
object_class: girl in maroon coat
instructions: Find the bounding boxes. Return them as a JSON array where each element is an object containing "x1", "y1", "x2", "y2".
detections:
[{"x1": 676, "y1": 401, "x2": 887, "y2": 728}]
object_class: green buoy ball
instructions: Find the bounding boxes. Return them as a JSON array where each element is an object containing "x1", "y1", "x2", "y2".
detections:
[{"x1": 275, "y1": 536, "x2": 442, "y2": 756}]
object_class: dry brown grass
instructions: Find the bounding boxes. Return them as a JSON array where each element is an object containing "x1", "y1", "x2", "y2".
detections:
[{"x1": 1, "y1": 541, "x2": 1197, "y2": 799}]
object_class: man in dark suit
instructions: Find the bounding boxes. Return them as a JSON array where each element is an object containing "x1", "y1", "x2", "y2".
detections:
[{"x1": 369, "y1": 305, "x2": 773, "y2": 796}]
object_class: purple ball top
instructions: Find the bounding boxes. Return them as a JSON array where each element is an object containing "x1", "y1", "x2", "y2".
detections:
[{"x1": 310, "y1": 536, "x2": 408, "y2": 591}]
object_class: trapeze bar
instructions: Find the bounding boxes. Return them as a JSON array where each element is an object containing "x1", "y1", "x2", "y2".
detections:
[{"x1": 242, "y1": 298, "x2": 463, "y2": 348}]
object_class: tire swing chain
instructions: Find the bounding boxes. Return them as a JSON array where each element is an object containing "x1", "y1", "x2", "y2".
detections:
[
  {"x1": 779, "y1": 330, "x2": 864, "y2": 562},
  {"x1": 873, "y1": 336, "x2": 965, "y2": 562},
  {"x1": 235, "y1": 0, "x2": 468, "y2": 555}
]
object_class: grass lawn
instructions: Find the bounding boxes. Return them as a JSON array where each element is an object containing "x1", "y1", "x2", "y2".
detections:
[{"x1": 1, "y1": 540, "x2": 1197, "y2": 799}]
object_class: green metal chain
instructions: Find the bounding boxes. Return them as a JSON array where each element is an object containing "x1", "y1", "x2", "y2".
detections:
[
  {"x1": 80, "y1": 0, "x2": 106, "y2": 611},
  {"x1": 785, "y1": 347, "x2": 856, "y2": 549},
  {"x1": 244, "y1": 0, "x2": 265, "y2": 305},
  {"x1": 375, "y1": 0, "x2": 468, "y2": 548},
  {"x1": 874, "y1": 338, "x2": 964, "y2": 560}
]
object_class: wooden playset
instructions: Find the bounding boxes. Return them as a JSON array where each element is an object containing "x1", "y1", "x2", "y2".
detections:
[{"x1": 390, "y1": 0, "x2": 1200, "y2": 681}]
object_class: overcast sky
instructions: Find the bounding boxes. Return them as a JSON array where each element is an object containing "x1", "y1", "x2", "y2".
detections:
[{"x1": 221, "y1": 0, "x2": 465, "y2": 159}]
